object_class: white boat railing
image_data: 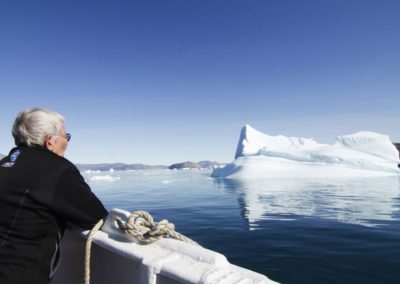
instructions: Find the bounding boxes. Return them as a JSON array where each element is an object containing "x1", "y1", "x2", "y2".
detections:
[{"x1": 52, "y1": 208, "x2": 278, "y2": 284}]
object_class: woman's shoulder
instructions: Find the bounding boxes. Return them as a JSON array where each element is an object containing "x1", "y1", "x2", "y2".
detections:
[{"x1": 22, "y1": 146, "x2": 77, "y2": 171}]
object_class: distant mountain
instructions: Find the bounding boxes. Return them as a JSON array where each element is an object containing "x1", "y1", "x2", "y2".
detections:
[
  {"x1": 76, "y1": 163, "x2": 168, "y2": 172},
  {"x1": 76, "y1": 160, "x2": 224, "y2": 172},
  {"x1": 0, "y1": 154, "x2": 4, "y2": 159},
  {"x1": 168, "y1": 161, "x2": 201, "y2": 170},
  {"x1": 168, "y1": 161, "x2": 224, "y2": 170}
]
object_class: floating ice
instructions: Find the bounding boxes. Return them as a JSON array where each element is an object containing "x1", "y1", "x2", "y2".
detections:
[
  {"x1": 84, "y1": 169, "x2": 101, "y2": 174},
  {"x1": 212, "y1": 125, "x2": 400, "y2": 178},
  {"x1": 90, "y1": 175, "x2": 121, "y2": 182}
]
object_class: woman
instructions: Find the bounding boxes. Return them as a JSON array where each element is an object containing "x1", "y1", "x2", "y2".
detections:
[{"x1": 0, "y1": 108, "x2": 108, "y2": 283}]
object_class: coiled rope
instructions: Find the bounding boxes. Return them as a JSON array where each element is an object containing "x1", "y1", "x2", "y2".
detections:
[{"x1": 84, "y1": 210, "x2": 200, "y2": 284}]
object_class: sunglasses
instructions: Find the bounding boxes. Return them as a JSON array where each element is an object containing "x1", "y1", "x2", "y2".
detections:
[
  {"x1": 65, "y1": 133, "x2": 71, "y2": 142},
  {"x1": 55, "y1": 133, "x2": 71, "y2": 141}
]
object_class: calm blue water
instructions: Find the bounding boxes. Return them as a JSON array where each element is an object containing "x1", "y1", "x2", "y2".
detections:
[{"x1": 84, "y1": 169, "x2": 400, "y2": 284}]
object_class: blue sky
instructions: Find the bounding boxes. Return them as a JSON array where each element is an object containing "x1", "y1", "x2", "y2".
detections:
[{"x1": 1, "y1": 0, "x2": 399, "y2": 164}]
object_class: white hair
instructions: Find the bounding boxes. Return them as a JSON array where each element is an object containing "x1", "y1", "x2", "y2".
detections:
[{"x1": 12, "y1": 107, "x2": 65, "y2": 147}]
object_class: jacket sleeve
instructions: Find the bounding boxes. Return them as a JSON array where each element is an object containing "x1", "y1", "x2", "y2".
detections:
[{"x1": 51, "y1": 166, "x2": 108, "y2": 229}]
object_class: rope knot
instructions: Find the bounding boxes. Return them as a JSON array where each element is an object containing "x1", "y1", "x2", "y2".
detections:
[{"x1": 115, "y1": 210, "x2": 175, "y2": 244}]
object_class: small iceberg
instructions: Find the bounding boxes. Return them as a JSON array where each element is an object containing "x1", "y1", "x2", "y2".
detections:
[
  {"x1": 90, "y1": 175, "x2": 120, "y2": 182},
  {"x1": 212, "y1": 125, "x2": 400, "y2": 179}
]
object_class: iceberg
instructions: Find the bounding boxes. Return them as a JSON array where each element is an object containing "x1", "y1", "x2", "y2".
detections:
[
  {"x1": 212, "y1": 125, "x2": 400, "y2": 179},
  {"x1": 90, "y1": 175, "x2": 121, "y2": 182}
]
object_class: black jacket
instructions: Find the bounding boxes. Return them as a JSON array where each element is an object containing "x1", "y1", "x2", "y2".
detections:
[{"x1": 0, "y1": 146, "x2": 108, "y2": 284}]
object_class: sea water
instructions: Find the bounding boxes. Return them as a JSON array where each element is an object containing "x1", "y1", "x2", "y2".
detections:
[{"x1": 83, "y1": 169, "x2": 400, "y2": 284}]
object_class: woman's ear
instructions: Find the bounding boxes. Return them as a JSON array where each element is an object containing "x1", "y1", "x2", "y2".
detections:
[{"x1": 44, "y1": 135, "x2": 54, "y2": 151}]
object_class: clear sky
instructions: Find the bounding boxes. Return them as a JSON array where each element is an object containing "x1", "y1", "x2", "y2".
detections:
[{"x1": 0, "y1": 0, "x2": 399, "y2": 164}]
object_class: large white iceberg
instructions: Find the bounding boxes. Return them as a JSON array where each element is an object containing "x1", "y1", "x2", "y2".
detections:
[{"x1": 212, "y1": 125, "x2": 400, "y2": 178}]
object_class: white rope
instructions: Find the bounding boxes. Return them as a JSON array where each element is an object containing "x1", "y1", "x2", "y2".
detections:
[
  {"x1": 85, "y1": 218, "x2": 104, "y2": 284},
  {"x1": 84, "y1": 210, "x2": 199, "y2": 284}
]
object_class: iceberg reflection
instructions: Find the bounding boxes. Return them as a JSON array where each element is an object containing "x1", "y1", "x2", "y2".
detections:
[{"x1": 215, "y1": 177, "x2": 400, "y2": 228}]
